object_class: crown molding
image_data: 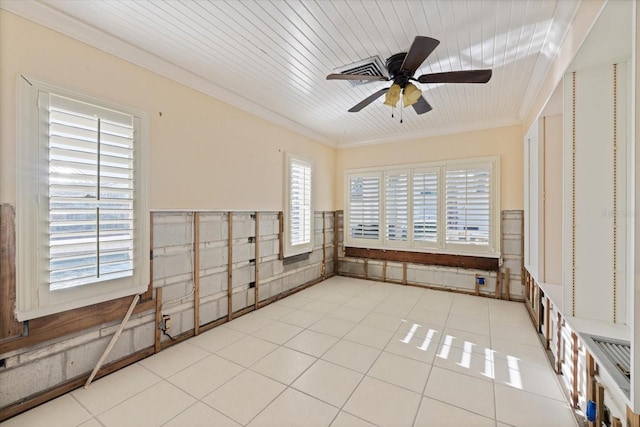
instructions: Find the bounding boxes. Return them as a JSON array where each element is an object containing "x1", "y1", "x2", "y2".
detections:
[{"x1": 336, "y1": 117, "x2": 523, "y2": 149}]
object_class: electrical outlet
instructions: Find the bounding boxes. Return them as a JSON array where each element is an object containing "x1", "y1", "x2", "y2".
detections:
[{"x1": 161, "y1": 315, "x2": 172, "y2": 331}]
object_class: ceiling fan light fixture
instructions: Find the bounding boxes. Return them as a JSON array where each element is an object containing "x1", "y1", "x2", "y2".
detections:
[
  {"x1": 383, "y1": 83, "x2": 401, "y2": 107},
  {"x1": 403, "y1": 83, "x2": 422, "y2": 107}
]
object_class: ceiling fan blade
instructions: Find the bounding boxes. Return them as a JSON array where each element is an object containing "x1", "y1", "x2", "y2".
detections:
[
  {"x1": 327, "y1": 73, "x2": 388, "y2": 81},
  {"x1": 348, "y1": 88, "x2": 390, "y2": 112},
  {"x1": 400, "y1": 36, "x2": 440, "y2": 75},
  {"x1": 417, "y1": 69, "x2": 492, "y2": 84},
  {"x1": 412, "y1": 96, "x2": 432, "y2": 115}
]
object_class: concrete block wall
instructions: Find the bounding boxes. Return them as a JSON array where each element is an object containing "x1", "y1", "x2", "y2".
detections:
[
  {"x1": 0, "y1": 311, "x2": 155, "y2": 408},
  {"x1": 0, "y1": 210, "x2": 336, "y2": 411},
  {"x1": 337, "y1": 210, "x2": 524, "y2": 300}
]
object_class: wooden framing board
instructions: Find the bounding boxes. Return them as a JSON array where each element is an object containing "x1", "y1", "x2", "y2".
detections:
[
  {"x1": 321, "y1": 212, "x2": 326, "y2": 278},
  {"x1": 545, "y1": 297, "x2": 551, "y2": 350},
  {"x1": 193, "y1": 212, "x2": 200, "y2": 335},
  {"x1": 474, "y1": 274, "x2": 480, "y2": 296},
  {"x1": 333, "y1": 211, "x2": 339, "y2": 270},
  {"x1": 344, "y1": 247, "x2": 499, "y2": 271},
  {"x1": 504, "y1": 268, "x2": 510, "y2": 301},
  {"x1": 0, "y1": 298, "x2": 154, "y2": 354},
  {"x1": 0, "y1": 204, "x2": 22, "y2": 340},
  {"x1": 278, "y1": 211, "x2": 284, "y2": 260},
  {"x1": 254, "y1": 212, "x2": 260, "y2": 309},
  {"x1": 402, "y1": 263, "x2": 407, "y2": 285},
  {"x1": 258, "y1": 273, "x2": 334, "y2": 308},
  {"x1": 571, "y1": 331, "x2": 579, "y2": 408},
  {"x1": 227, "y1": 212, "x2": 233, "y2": 321},
  {"x1": 627, "y1": 405, "x2": 640, "y2": 427},
  {"x1": 363, "y1": 259, "x2": 368, "y2": 280},
  {"x1": 382, "y1": 260, "x2": 387, "y2": 282},
  {"x1": 495, "y1": 271, "x2": 502, "y2": 299},
  {"x1": 586, "y1": 353, "x2": 596, "y2": 427},
  {"x1": 556, "y1": 311, "x2": 563, "y2": 374},
  {"x1": 154, "y1": 287, "x2": 162, "y2": 353}
]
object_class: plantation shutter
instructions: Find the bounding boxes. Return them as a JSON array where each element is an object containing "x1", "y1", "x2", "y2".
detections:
[
  {"x1": 289, "y1": 158, "x2": 312, "y2": 246},
  {"x1": 413, "y1": 170, "x2": 438, "y2": 243},
  {"x1": 445, "y1": 166, "x2": 491, "y2": 245},
  {"x1": 385, "y1": 171, "x2": 408, "y2": 242},
  {"x1": 48, "y1": 94, "x2": 135, "y2": 290},
  {"x1": 348, "y1": 174, "x2": 380, "y2": 240}
]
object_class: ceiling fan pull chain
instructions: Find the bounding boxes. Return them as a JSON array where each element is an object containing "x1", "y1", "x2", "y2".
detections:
[{"x1": 400, "y1": 97, "x2": 404, "y2": 123}]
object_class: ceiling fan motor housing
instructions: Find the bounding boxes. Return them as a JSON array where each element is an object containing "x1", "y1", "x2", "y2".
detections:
[{"x1": 385, "y1": 52, "x2": 412, "y2": 88}]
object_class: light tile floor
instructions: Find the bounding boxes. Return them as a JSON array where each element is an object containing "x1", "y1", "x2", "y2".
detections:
[{"x1": 2, "y1": 276, "x2": 578, "y2": 427}]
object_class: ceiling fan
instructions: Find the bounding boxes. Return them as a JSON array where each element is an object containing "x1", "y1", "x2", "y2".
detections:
[{"x1": 327, "y1": 36, "x2": 492, "y2": 115}]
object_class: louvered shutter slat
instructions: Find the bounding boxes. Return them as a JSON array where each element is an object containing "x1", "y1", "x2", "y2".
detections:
[
  {"x1": 349, "y1": 175, "x2": 380, "y2": 239},
  {"x1": 48, "y1": 94, "x2": 135, "y2": 290},
  {"x1": 385, "y1": 172, "x2": 408, "y2": 241},
  {"x1": 290, "y1": 159, "x2": 312, "y2": 246},
  {"x1": 445, "y1": 167, "x2": 491, "y2": 245},
  {"x1": 413, "y1": 170, "x2": 438, "y2": 242}
]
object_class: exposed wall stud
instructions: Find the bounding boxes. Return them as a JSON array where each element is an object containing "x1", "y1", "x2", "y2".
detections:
[
  {"x1": 382, "y1": 260, "x2": 387, "y2": 282},
  {"x1": 322, "y1": 212, "x2": 326, "y2": 279},
  {"x1": 228, "y1": 212, "x2": 233, "y2": 321},
  {"x1": 504, "y1": 268, "x2": 510, "y2": 301},
  {"x1": 556, "y1": 311, "x2": 563, "y2": 374},
  {"x1": 495, "y1": 270, "x2": 502, "y2": 299},
  {"x1": 333, "y1": 211, "x2": 340, "y2": 269},
  {"x1": 254, "y1": 212, "x2": 260, "y2": 309},
  {"x1": 363, "y1": 259, "x2": 368, "y2": 280},
  {"x1": 571, "y1": 331, "x2": 579, "y2": 408},
  {"x1": 154, "y1": 287, "x2": 162, "y2": 353},
  {"x1": 0, "y1": 204, "x2": 22, "y2": 339},
  {"x1": 545, "y1": 297, "x2": 551, "y2": 350},
  {"x1": 193, "y1": 212, "x2": 200, "y2": 335},
  {"x1": 402, "y1": 263, "x2": 407, "y2": 285},
  {"x1": 278, "y1": 211, "x2": 284, "y2": 260}
]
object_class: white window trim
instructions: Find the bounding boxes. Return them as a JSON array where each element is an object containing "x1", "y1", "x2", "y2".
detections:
[
  {"x1": 283, "y1": 152, "x2": 314, "y2": 257},
  {"x1": 344, "y1": 156, "x2": 501, "y2": 258},
  {"x1": 16, "y1": 75, "x2": 150, "y2": 321}
]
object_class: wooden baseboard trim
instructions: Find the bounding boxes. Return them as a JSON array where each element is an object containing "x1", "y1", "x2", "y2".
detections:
[{"x1": 337, "y1": 272, "x2": 523, "y2": 302}]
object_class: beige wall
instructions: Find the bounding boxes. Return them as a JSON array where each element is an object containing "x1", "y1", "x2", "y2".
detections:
[
  {"x1": 0, "y1": 11, "x2": 335, "y2": 211},
  {"x1": 335, "y1": 124, "x2": 524, "y2": 210}
]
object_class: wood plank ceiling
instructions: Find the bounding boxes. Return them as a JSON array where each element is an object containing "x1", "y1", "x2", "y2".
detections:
[{"x1": 4, "y1": 0, "x2": 581, "y2": 147}]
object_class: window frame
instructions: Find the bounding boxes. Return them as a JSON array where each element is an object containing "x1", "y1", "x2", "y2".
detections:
[
  {"x1": 344, "y1": 156, "x2": 500, "y2": 258},
  {"x1": 283, "y1": 152, "x2": 314, "y2": 257},
  {"x1": 16, "y1": 76, "x2": 150, "y2": 321}
]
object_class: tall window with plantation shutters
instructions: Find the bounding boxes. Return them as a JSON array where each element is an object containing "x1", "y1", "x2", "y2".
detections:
[
  {"x1": 16, "y1": 77, "x2": 149, "y2": 321},
  {"x1": 348, "y1": 174, "x2": 381, "y2": 242},
  {"x1": 445, "y1": 166, "x2": 491, "y2": 245},
  {"x1": 284, "y1": 153, "x2": 313, "y2": 257},
  {"x1": 49, "y1": 95, "x2": 135, "y2": 290},
  {"x1": 385, "y1": 171, "x2": 408, "y2": 243},
  {"x1": 413, "y1": 169, "x2": 439, "y2": 245},
  {"x1": 344, "y1": 157, "x2": 499, "y2": 256}
]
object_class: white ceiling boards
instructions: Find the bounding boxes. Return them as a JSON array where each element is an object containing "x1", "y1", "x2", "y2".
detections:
[{"x1": 3, "y1": 0, "x2": 582, "y2": 147}]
